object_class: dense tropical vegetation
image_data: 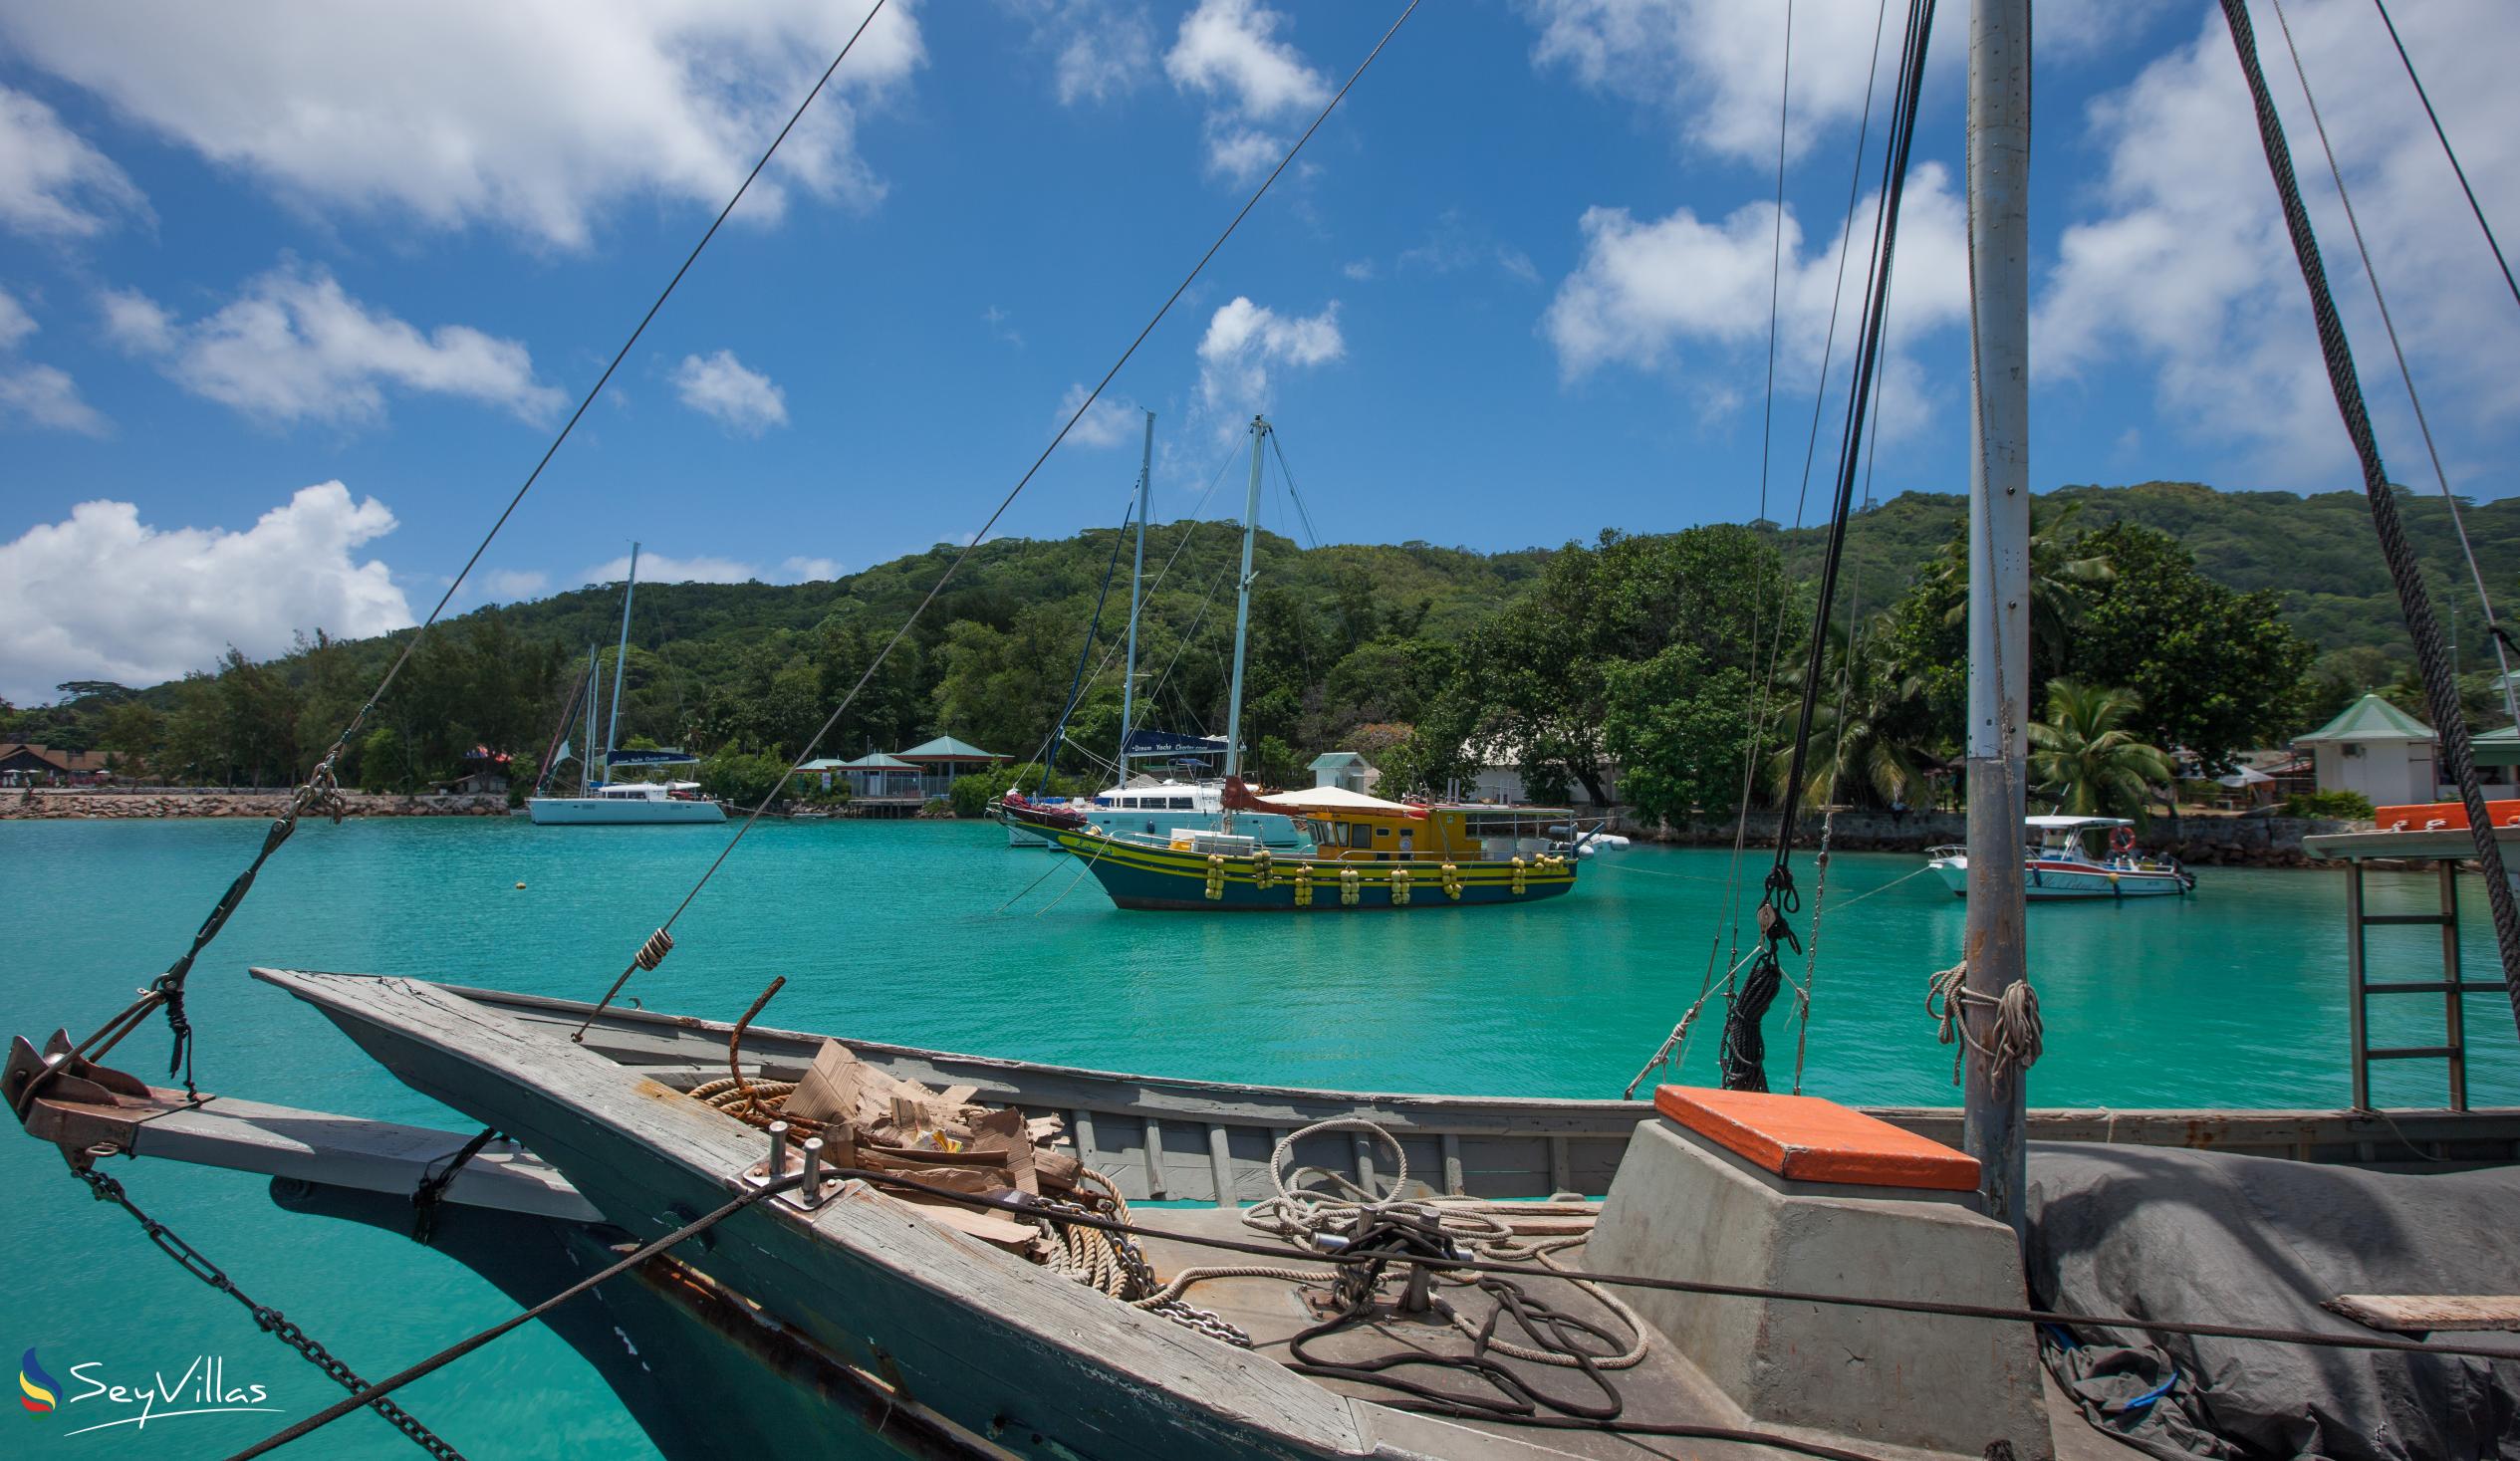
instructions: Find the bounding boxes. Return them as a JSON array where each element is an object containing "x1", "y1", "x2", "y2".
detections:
[{"x1": 4, "y1": 481, "x2": 2500, "y2": 823}]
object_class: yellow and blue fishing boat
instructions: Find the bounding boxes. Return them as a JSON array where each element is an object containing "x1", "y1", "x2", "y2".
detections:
[{"x1": 1002, "y1": 779, "x2": 1586, "y2": 910}]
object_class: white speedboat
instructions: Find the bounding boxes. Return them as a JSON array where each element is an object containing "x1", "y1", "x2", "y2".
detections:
[
  {"x1": 527, "y1": 780, "x2": 725, "y2": 825},
  {"x1": 1928, "y1": 814, "x2": 2194, "y2": 900}
]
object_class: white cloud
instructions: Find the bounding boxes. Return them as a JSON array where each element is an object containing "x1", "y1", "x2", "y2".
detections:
[
  {"x1": 1195, "y1": 295, "x2": 1344, "y2": 419},
  {"x1": 2034, "y1": 0, "x2": 2520, "y2": 478},
  {"x1": 1341, "y1": 258, "x2": 1377, "y2": 282},
  {"x1": 100, "y1": 261, "x2": 563, "y2": 428},
  {"x1": 0, "y1": 484, "x2": 412, "y2": 702},
  {"x1": 0, "y1": 3, "x2": 922, "y2": 250},
  {"x1": 1014, "y1": 0, "x2": 1156, "y2": 107},
  {"x1": 0, "y1": 288, "x2": 107, "y2": 435},
  {"x1": 0, "y1": 85, "x2": 147, "y2": 238},
  {"x1": 672, "y1": 349, "x2": 788, "y2": 435},
  {"x1": 781, "y1": 555, "x2": 842, "y2": 582},
  {"x1": 1543, "y1": 161, "x2": 1965, "y2": 439},
  {"x1": 1056, "y1": 383, "x2": 1141, "y2": 448},
  {"x1": 1521, "y1": 0, "x2": 2161, "y2": 169},
  {"x1": 1164, "y1": 0, "x2": 1329, "y2": 181},
  {"x1": 582, "y1": 552, "x2": 764, "y2": 586},
  {"x1": 480, "y1": 569, "x2": 550, "y2": 602},
  {"x1": 0, "y1": 290, "x2": 37, "y2": 352}
]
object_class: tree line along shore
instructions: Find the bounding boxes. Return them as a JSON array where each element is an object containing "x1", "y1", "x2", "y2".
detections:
[{"x1": 6, "y1": 481, "x2": 2512, "y2": 833}]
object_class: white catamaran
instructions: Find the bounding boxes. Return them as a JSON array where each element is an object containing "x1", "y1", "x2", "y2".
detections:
[{"x1": 527, "y1": 542, "x2": 725, "y2": 826}]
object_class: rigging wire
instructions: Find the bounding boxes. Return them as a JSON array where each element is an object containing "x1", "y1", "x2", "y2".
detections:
[
  {"x1": 574, "y1": 0, "x2": 1427, "y2": 1035},
  {"x1": 1724, "y1": 0, "x2": 1934, "y2": 1094},
  {"x1": 2267, "y1": 0, "x2": 2517, "y2": 725},
  {"x1": 2216, "y1": 0, "x2": 2520, "y2": 1015},
  {"x1": 1267, "y1": 430, "x2": 1327, "y2": 551},
  {"x1": 1031, "y1": 501, "x2": 1136, "y2": 793},
  {"x1": 2369, "y1": 0, "x2": 2520, "y2": 317},
  {"x1": 126, "y1": 0, "x2": 897, "y2": 1093}
]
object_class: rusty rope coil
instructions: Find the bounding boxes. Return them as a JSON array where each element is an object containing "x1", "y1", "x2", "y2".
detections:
[{"x1": 633, "y1": 928, "x2": 675, "y2": 971}]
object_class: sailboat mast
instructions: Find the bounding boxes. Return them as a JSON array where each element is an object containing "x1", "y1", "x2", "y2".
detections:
[
  {"x1": 604, "y1": 542, "x2": 640, "y2": 783},
  {"x1": 1962, "y1": 0, "x2": 2033, "y2": 1245},
  {"x1": 582, "y1": 644, "x2": 599, "y2": 796},
  {"x1": 1120, "y1": 411, "x2": 1153, "y2": 777},
  {"x1": 1220, "y1": 416, "x2": 1269, "y2": 820}
]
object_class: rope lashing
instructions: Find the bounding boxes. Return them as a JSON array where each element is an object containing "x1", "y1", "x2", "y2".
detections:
[
  {"x1": 409, "y1": 1127, "x2": 504, "y2": 1246},
  {"x1": 634, "y1": 928, "x2": 674, "y2": 971},
  {"x1": 573, "y1": 927, "x2": 678, "y2": 1043},
  {"x1": 1925, "y1": 960, "x2": 2042, "y2": 1090},
  {"x1": 1719, "y1": 865, "x2": 1801, "y2": 1093}
]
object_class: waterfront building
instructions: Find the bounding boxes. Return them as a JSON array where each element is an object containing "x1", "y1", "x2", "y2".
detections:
[{"x1": 2293, "y1": 693, "x2": 2437, "y2": 805}]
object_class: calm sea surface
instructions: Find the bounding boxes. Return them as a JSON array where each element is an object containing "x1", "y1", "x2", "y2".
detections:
[{"x1": 7, "y1": 816, "x2": 2515, "y2": 1457}]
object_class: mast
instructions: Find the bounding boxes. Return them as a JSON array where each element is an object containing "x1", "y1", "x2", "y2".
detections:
[
  {"x1": 581, "y1": 644, "x2": 599, "y2": 796},
  {"x1": 1120, "y1": 410, "x2": 1153, "y2": 780},
  {"x1": 1221, "y1": 415, "x2": 1269, "y2": 826},
  {"x1": 1963, "y1": 0, "x2": 2032, "y2": 1246},
  {"x1": 604, "y1": 542, "x2": 640, "y2": 784}
]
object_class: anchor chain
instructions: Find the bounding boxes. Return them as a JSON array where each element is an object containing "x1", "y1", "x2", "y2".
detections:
[{"x1": 70, "y1": 1160, "x2": 467, "y2": 1460}]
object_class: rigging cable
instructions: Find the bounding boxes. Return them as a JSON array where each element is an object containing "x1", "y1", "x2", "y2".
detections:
[
  {"x1": 1266, "y1": 430, "x2": 1327, "y2": 552},
  {"x1": 111, "y1": 0, "x2": 897, "y2": 1097},
  {"x1": 573, "y1": 0, "x2": 1428, "y2": 1036},
  {"x1": 2370, "y1": 0, "x2": 2520, "y2": 316},
  {"x1": 1724, "y1": 0, "x2": 1934, "y2": 1093},
  {"x1": 2268, "y1": 0, "x2": 2517, "y2": 725},
  {"x1": 2217, "y1": 0, "x2": 2520, "y2": 1022},
  {"x1": 1029, "y1": 500, "x2": 1135, "y2": 793}
]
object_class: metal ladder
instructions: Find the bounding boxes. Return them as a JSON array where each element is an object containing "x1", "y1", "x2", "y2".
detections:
[{"x1": 2342, "y1": 859, "x2": 2496, "y2": 1110}]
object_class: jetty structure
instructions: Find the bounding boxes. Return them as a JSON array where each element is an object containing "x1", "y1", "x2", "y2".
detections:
[{"x1": 9, "y1": 3, "x2": 2520, "y2": 1460}]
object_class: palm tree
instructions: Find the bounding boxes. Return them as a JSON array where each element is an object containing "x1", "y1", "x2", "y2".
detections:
[
  {"x1": 1932, "y1": 501, "x2": 2115, "y2": 669},
  {"x1": 2029, "y1": 680, "x2": 2172, "y2": 820},
  {"x1": 1768, "y1": 614, "x2": 1931, "y2": 810}
]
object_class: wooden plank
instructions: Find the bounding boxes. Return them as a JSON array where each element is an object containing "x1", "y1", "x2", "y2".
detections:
[
  {"x1": 2328, "y1": 1294, "x2": 2520, "y2": 1333},
  {"x1": 1205, "y1": 1123, "x2": 1235, "y2": 1208},
  {"x1": 1071, "y1": 1107, "x2": 1098, "y2": 1170},
  {"x1": 1142, "y1": 1116, "x2": 1168, "y2": 1199},
  {"x1": 1440, "y1": 1133, "x2": 1464, "y2": 1196},
  {"x1": 132, "y1": 1096, "x2": 601, "y2": 1223},
  {"x1": 1548, "y1": 1135, "x2": 1574, "y2": 1195},
  {"x1": 1352, "y1": 1132, "x2": 1376, "y2": 1195}
]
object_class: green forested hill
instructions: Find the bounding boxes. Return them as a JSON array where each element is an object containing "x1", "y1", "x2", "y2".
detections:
[{"x1": 13, "y1": 480, "x2": 2502, "y2": 792}]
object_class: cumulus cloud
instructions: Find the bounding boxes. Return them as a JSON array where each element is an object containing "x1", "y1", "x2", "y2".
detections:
[
  {"x1": 0, "y1": 288, "x2": 108, "y2": 436},
  {"x1": 0, "y1": 85, "x2": 148, "y2": 238},
  {"x1": 101, "y1": 261, "x2": 563, "y2": 428},
  {"x1": 781, "y1": 555, "x2": 842, "y2": 582},
  {"x1": 1544, "y1": 161, "x2": 1965, "y2": 439},
  {"x1": 580, "y1": 552, "x2": 764, "y2": 586},
  {"x1": 2034, "y1": 0, "x2": 2520, "y2": 478},
  {"x1": 479, "y1": 569, "x2": 550, "y2": 602},
  {"x1": 1164, "y1": 0, "x2": 1329, "y2": 181},
  {"x1": 0, "y1": 3, "x2": 922, "y2": 250},
  {"x1": 1195, "y1": 296, "x2": 1344, "y2": 423},
  {"x1": 1521, "y1": 0, "x2": 2160, "y2": 168},
  {"x1": 0, "y1": 484, "x2": 413, "y2": 702},
  {"x1": 1012, "y1": 0, "x2": 1156, "y2": 107},
  {"x1": 672, "y1": 349, "x2": 788, "y2": 434},
  {"x1": 1056, "y1": 382, "x2": 1142, "y2": 448}
]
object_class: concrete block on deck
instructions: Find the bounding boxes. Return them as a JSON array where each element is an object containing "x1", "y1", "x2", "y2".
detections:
[{"x1": 1589, "y1": 1098, "x2": 2053, "y2": 1459}]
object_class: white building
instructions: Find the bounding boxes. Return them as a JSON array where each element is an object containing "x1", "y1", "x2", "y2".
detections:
[{"x1": 2293, "y1": 694, "x2": 2435, "y2": 807}]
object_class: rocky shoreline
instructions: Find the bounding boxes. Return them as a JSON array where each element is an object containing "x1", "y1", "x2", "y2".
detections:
[
  {"x1": 4, "y1": 789, "x2": 512, "y2": 820},
  {"x1": 1614, "y1": 808, "x2": 2364, "y2": 867}
]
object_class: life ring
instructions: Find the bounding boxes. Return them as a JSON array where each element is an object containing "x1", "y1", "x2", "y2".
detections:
[{"x1": 2108, "y1": 825, "x2": 2136, "y2": 855}]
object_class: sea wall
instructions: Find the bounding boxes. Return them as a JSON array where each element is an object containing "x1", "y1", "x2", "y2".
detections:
[
  {"x1": 2, "y1": 789, "x2": 512, "y2": 820},
  {"x1": 1625, "y1": 809, "x2": 2362, "y2": 867}
]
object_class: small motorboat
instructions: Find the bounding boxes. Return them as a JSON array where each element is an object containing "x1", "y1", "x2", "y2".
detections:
[{"x1": 1928, "y1": 814, "x2": 2194, "y2": 900}]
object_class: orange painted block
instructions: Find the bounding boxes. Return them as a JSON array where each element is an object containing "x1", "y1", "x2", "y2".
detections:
[
  {"x1": 1653, "y1": 1086, "x2": 1981, "y2": 1192},
  {"x1": 2372, "y1": 801, "x2": 2520, "y2": 833}
]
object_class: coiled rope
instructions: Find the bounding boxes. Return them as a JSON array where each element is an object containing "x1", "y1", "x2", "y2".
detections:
[{"x1": 1925, "y1": 960, "x2": 2042, "y2": 1091}]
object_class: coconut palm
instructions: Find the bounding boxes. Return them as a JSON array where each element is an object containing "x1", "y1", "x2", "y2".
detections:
[
  {"x1": 1767, "y1": 615, "x2": 1931, "y2": 810},
  {"x1": 2029, "y1": 679, "x2": 2172, "y2": 819},
  {"x1": 1931, "y1": 501, "x2": 2116, "y2": 669}
]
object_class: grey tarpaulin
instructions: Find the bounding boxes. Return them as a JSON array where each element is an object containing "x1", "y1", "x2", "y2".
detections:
[{"x1": 2025, "y1": 1142, "x2": 2520, "y2": 1459}]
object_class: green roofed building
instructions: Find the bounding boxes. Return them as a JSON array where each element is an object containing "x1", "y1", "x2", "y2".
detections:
[{"x1": 2293, "y1": 694, "x2": 2436, "y2": 807}]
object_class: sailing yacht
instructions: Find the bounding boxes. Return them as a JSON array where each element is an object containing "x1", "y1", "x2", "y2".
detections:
[{"x1": 527, "y1": 542, "x2": 725, "y2": 826}]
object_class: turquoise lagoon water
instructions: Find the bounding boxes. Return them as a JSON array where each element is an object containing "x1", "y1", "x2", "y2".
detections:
[{"x1": 6, "y1": 816, "x2": 2515, "y2": 1458}]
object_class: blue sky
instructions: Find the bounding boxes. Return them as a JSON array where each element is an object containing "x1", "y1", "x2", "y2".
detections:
[{"x1": 3, "y1": 0, "x2": 2517, "y2": 703}]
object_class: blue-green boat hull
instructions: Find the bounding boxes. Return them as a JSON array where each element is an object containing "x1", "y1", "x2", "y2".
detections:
[{"x1": 1047, "y1": 827, "x2": 1579, "y2": 911}]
